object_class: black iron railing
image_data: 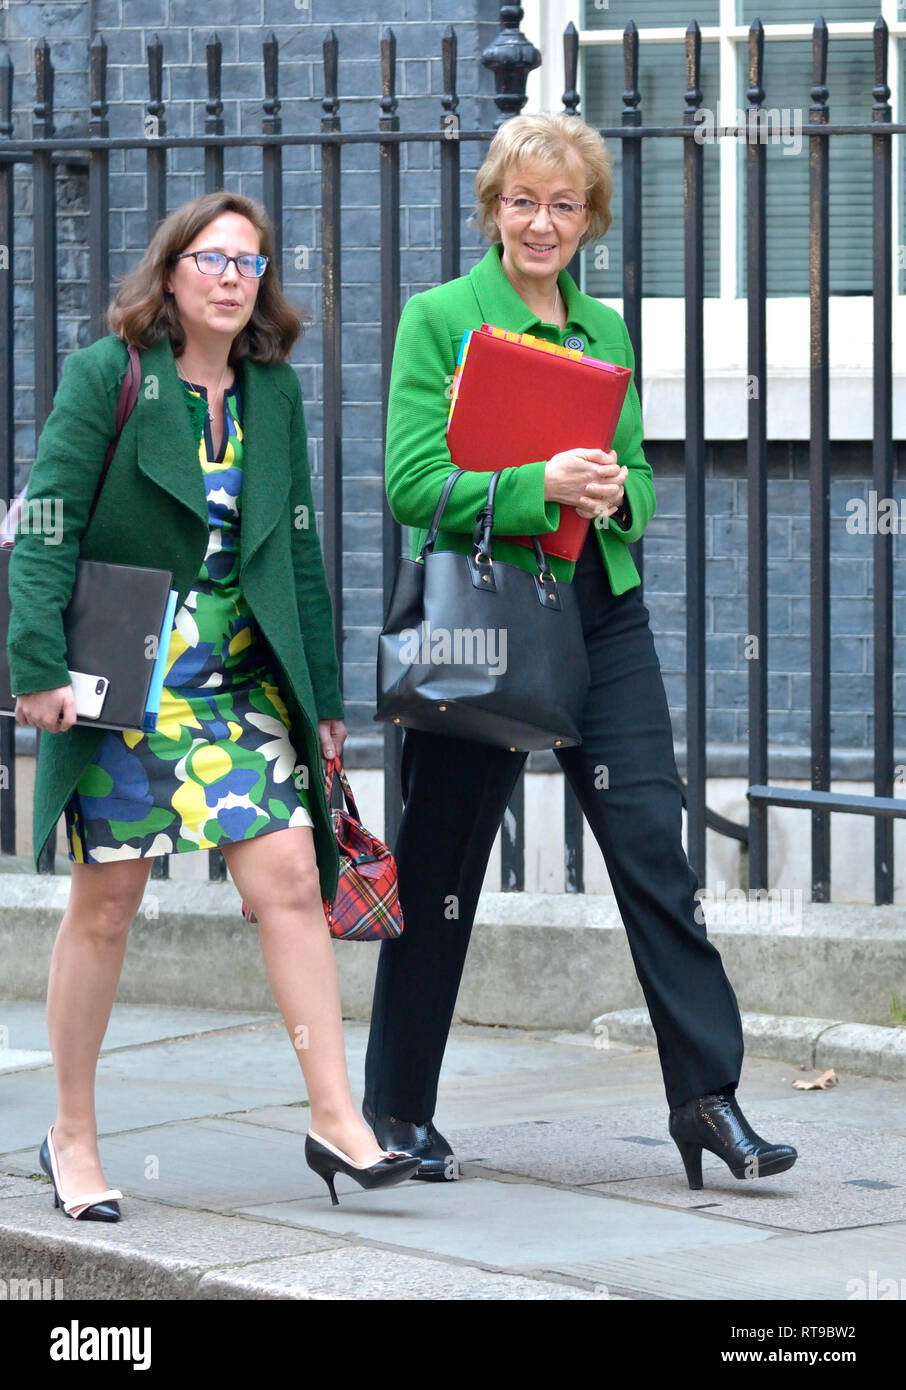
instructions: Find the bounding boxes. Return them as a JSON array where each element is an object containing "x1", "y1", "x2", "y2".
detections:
[{"x1": 1, "y1": 11, "x2": 903, "y2": 902}]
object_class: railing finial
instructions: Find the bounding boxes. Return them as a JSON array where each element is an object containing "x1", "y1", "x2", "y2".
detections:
[{"x1": 481, "y1": 3, "x2": 541, "y2": 127}]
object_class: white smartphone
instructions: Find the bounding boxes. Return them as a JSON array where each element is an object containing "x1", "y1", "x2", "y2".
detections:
[{"x1": 68, "y1": 671, "x2": 110, "y2": 721}]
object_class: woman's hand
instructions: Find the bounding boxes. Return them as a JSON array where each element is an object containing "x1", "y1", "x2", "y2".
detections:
[
  {"x1": 14, "y1": 687, "x2": 77, "y2": 733},
  {"x1": 318, "y1": 718, "x2": 347, "y2": 763},
  {"x1": 545, "y1": 448, "x2": 628, "y2": 520}
]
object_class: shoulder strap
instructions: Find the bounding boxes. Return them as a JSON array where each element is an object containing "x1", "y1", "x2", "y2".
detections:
[
  {"x1": 0, "y1": 342, "x2": 142, "y2": 549},
  {"x1": 88, "y1": 342, "x2": 141, "y2": 517}
]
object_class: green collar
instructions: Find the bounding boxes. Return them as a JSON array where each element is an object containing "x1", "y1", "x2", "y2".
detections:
[{"x1": 468, "y1": 242, "x2": 594, "y2": 336}]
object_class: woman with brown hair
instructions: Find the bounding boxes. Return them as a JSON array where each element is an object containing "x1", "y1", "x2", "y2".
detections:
[{"x1": 8, "y1": 190, "x2": 418, "y2": 1216}]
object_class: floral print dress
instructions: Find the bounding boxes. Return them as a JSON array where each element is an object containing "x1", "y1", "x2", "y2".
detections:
[{"x1": 65, "y1": 374, "x2": 314, "y2": 862}]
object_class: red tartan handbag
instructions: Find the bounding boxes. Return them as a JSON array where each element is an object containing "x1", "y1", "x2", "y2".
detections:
[{"x1": 240, "y1": 757, "x2": 404, "y2": 941}]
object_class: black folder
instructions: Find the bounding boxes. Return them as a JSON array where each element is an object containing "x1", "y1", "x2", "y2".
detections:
[{"x1": 0, "y1": 548, "x2": 175, "y2": 732}]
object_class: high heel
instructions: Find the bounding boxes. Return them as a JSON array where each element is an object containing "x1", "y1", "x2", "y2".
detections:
[
  {"x1": 668, "y1": 1092, "x2": 797, "y2": 1191},
  {"x1": 305, "y1": 1130, "x2": 420, "y2": 1206},
  {"x1": 39, "y1": 1126, "x2": 123, "y2": 1222},
  {"x1": 673, "y1": 1137, "x2": 704, "y2": 1190}
]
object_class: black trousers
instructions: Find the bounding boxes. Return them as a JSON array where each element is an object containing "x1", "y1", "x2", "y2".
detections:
[{"x1": 364, "y1": 533, "x2": 744, "y2": 1117}]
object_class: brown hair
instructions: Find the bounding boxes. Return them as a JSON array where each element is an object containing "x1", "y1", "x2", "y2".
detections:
[
  {"x1": 475, "y1": 112, "x2": 613, "y2": 250},
  {"x1": 107, "y1": 190, "x2": 303, "y2": 362}
]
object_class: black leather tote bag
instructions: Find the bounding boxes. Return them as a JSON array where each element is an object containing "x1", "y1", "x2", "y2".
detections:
[{"x1": 375, "y1": 469, "x2": 590, "y2": 751}]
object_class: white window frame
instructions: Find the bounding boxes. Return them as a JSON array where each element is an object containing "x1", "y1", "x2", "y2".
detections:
[{"x1": 523, "y1": 0, "x2": 906, "y2": 440}]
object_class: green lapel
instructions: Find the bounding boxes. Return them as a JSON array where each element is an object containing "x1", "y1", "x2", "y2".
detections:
[
  {"x1": 237, "y1": 355, "x2": 292, "y2": 574},
  {"x1": 135, "y1": 338, "x2": 208, "y2": 525},
  {"x1": 133, "y1": 338, "x2": 292, "y2": 573},
  {"x1": 468, "y1": 243, "x2": 594, "y2": 336}
]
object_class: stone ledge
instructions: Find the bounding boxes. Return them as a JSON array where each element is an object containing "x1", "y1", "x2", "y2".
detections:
[
  {"x1": 591, "y1": 1008, "x2": 906, "y2": 1080},
  {"x1": 2, "y1": 879, "x2": 904, "y2": 1029}
]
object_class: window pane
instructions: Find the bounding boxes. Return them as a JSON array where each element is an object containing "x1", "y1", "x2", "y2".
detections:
[
  {"x1": 582, "y1": 41, "x2": 721, "y2": 297},
  {"x1": 737, "y1": 0, "x2": 878, "y2": 22},
  {"x1": 584, "y1": 0, "x2": 720, "y2": 27},
  {"x1": 736, "y1": 38, "x2": 874, "y2": 295}
]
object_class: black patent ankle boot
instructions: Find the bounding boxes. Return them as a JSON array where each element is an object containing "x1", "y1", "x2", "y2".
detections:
[
  {"x1": 362, "y1": 1102, "x2": 459, "y2": 1181},
  {"x1": 668, "y1": 1092, "x2": 797, "y2": 1190}
]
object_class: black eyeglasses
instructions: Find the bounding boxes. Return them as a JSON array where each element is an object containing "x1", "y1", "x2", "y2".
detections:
[{"x1": 173, "y1": 250, "x2": 269, "y2": 278}]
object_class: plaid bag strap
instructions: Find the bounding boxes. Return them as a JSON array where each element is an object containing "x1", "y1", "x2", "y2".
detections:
[{"x1": 323, "y1": 755, "x2": 361, "y2": 824}]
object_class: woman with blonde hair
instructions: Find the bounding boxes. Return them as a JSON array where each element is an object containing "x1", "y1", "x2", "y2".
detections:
[
  {"x1": 363, "y1": 113, "x2": 797, "y2": 1192},
  {"x1": 9, "y1": 190, "x2": 418, "y2": 1216}
]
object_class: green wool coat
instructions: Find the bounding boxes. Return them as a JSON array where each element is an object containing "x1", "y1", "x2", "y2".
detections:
[
  {"x1": 386, "y1": 242, "x2": 656, "y2": 591},
  {"x1": 7, "y1": 334, "x2": 345, "y2": 901}
]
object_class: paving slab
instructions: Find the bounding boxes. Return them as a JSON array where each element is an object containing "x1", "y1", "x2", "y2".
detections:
[
  {"x1": 0, "y1": 1174, "x2": 44, "y2": 1201},
  {"x1": 0, "y1": 1025, "x2": 307, "y2": 1157},
  {"x1": 3, "y1": 1116, "x2": 404, "y2": 1211},
  {"x1": 586, "y1": 1115, "x2": 906, "y2": 1232},
  {"x1": 568, "y1": 1223, "x2": 906, "y2": 1301},
  {"x1": 238, "y1": 1171, "x2": 775, "y2": 1275},
  {"x1": 0, "y1": 1000, "x2": 276, "y2": 1055}
]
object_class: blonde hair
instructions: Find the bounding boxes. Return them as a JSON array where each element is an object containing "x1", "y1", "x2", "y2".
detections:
[
  {"x1": 107, "y1": 190, "x2": 304, "y2": 363},
  {"x1": 475, "y1": 112, "x2": 613, "y2": 250}
]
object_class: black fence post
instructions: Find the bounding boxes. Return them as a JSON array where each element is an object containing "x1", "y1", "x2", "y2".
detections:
[
  {"x1": 379, "y1": 29, "x2": 403, "y2": 846},
  {"x1": 562, "y1": 20, "x2": 579, "y2": 116},
  {"x1": 622, "y1": 21, "x2": 643, "y2": 591},
  {"x1": 745, "y1": 20, "x2": 769, "y2": 892},
  {"x1": 33, "y1": 38, "x2": 57, "y2": 875},
  {"x1": 809, "y1": 18, "x2": 831, "y2": 902},
  {"x1": 683, "y1": 20, "x2": 707, "y2": 882},
  {"x1": 559, "y1": 20, "x2": 584, "y2": 893},
  {"x1": 871, "y1": 16, "x2": 893, "y2": 905},
  {"x1": 481, "y1": 3, "x2": 540, "y2": 127},
  {"x1": 501, "y1": 774, "x2": 525, "y2": 892},
  {"x1": 145, "y1": 35, "x2": 166, "y2": 238},
  {"x1": 261, "y1": 34, "x2": 282, "y2": 270},
  {"x1": 562, "y1": 22, "x2": 582, "y2": 288},
  {"x1": 320, "y1": 30, "x2": 343, "y2": 674},
  {"x1": 439, "y1": 27, "x2": 461, "y2": 286},
  {"x1": 88, "y1": 34, "x2": 109, "y2": 344},
  {"x1": 204, "y1": 34, "x2": 224, "y2": 193},
  {"x1": 0, "y1": 46, "x2": 15, "y2": 858}
]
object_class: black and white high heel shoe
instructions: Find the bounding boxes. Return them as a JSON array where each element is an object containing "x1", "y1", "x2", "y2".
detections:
[
  {"x1": 39, "y1": 1125, "x2": 123, "y2": 1222},
  {"x1": 305, "y1": 1130, "x2": 420, "y2": 1206}
]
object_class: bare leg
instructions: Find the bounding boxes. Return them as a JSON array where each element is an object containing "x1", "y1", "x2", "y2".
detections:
[
  {"x1": 47, "y1": 857, "x2": 153, "y2": 1199},
  {"x1": 221, "y1": 827, "x2": 385, "y2": 1166}
]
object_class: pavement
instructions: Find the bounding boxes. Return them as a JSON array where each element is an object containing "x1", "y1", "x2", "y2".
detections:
[{"x1": 1, "y1": 1000, "x2": 905, "y2": 1302}]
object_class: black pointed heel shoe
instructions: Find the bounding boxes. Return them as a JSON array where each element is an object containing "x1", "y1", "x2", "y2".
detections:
[
  {"x1": 39, "y1": 1127, "x2": 122, "y2": 1221},
  {"x1": 668, "y1": 1092, "x2": 797, "y2": 1190},
  {"x1": 305, "y1": 1130, "x2": 421, "y2": 1206},
  {"x1": 362, "y1": 1101, "x2": 459, "y2": 1182}
]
